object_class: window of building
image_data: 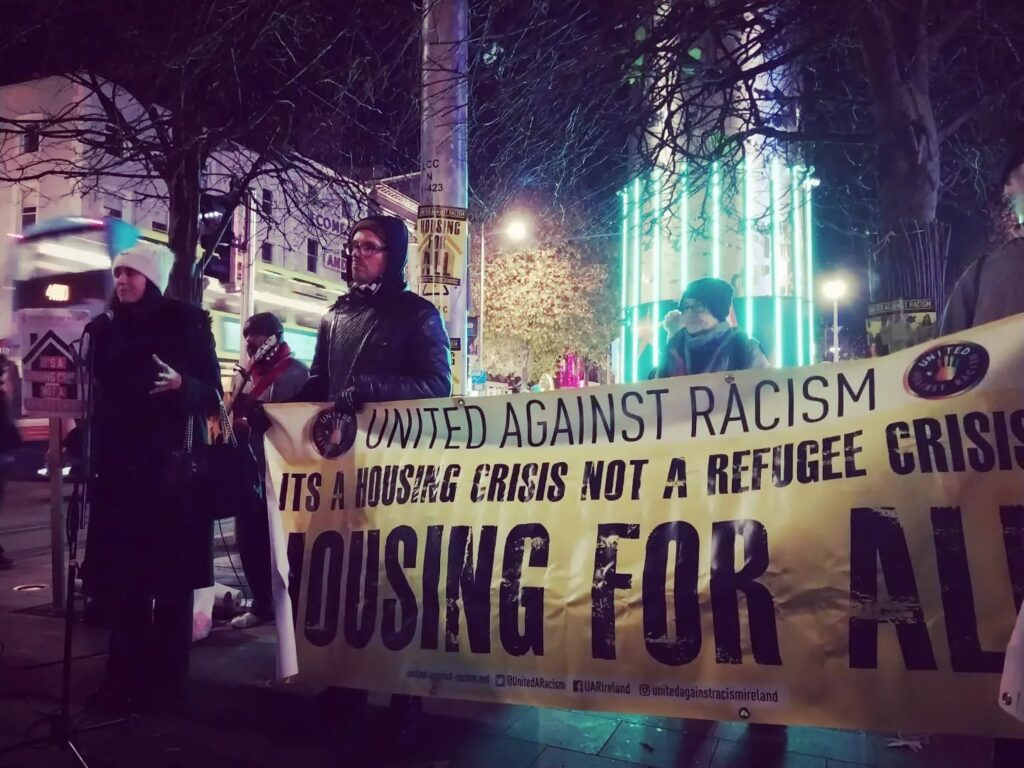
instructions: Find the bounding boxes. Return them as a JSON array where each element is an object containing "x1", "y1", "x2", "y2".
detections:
[
  {"x1": 103, "y1": 124, "x2": 123, "y2": 157},
  {"x1": 152, "y1": 219, "x2": 168, "y2": 233},
  {"x1": 130, "y1": 193, "x2": 146, "y2": 225},
  {"x1": 261, "y1": 241, "x2": 273, "y2": 263},
  {"x1": 22, "y1": 129, "x2": 39, "y2": 154},
  {"x1": 103, "y1": 196, "x2": 124, "y2": 219},
  {"x1": 20, "y1": 202, "x2": 37, "y2": 232},
  {"x1": 306, "y1": 238, "x2": 318, "y2": 273},
  {"x1": 261, "y1": 189, "x2": 273, "y2": 218}
]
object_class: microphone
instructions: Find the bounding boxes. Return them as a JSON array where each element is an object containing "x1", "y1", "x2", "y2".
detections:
[{"x1": 83, "y1": 310, "x2": 113, "y2": 335}]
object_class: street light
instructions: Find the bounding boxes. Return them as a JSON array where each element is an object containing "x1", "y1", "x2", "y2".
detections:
[
  {"x1": 479, "y1": 214, "x2": 531, "y2": 371},
  {"x1": 822, "y1": 278, "x2": 847, "y2": 363},
  {"x1": 504, "y1": 217, "x2": 531, "y2": 243}
]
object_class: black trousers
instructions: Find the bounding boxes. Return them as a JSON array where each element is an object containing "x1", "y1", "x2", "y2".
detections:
[
  {"x1": 235, "y1": 505, "x2": 273, "y2": 619},
  {"x1": 994, "y1": 738, "x2": 1024, "y2": 767},
  {"x1": 107, "y1": 587, "x2": 192, "y2": 698}
]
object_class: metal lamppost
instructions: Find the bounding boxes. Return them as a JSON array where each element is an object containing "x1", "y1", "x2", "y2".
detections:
[{"x1": 822, "y1": 278, "x2": 847, "y2": 363}]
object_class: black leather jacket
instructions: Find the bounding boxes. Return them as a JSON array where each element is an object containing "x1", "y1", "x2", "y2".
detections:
[{"x1": 296, "y1": 288, "x2": 452, "y2": 404}]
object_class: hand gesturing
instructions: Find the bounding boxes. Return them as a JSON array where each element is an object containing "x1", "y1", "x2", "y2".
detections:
[{"x1": 150, "y1": 354, "x2": 183, "y2": 395}]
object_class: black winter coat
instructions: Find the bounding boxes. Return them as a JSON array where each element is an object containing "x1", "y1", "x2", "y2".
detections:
[
  {"x1": 298, "y1": 289, "x2": 452, "y2": 403},
  {"x1": 83, "y1": 293, "x2": 221, "y2": 597}
]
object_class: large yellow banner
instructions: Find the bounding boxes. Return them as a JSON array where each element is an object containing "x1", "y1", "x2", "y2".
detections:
[{"x1": 264, "y1": 317, "x2": 1024, "y2": 737}]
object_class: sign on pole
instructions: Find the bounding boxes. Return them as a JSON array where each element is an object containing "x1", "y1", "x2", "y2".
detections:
[
  {"x1": 17, "y1": 307, "x2": 87, "y2": 608},
  {"x1": 17, "y1": 308, "x2": 88, "y2": 418},
  {"x1": 418, "y1": 206, "x2": 469, "y2": 391}
]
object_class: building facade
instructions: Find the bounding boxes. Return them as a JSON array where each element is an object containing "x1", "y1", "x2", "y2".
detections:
[{"x1": 0, "y1": 76, "x2": 419, "y2": 372}]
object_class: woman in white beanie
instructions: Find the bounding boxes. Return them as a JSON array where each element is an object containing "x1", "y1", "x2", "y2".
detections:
[{"x1": 81, "y1": 242, "x2": 221, "y2": 710}]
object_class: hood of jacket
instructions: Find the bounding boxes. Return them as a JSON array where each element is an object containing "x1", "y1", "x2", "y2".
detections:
[{"x1": 344, "y1": 215, "x2": 410, "y2": 294}]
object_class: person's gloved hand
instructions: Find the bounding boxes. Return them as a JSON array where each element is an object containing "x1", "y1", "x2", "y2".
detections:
[
  {"x1": 246, "y1": 403, "x2": 272, "y2": 435},
  {"x1": 334, "y1": 387, "x2": 362, "y2": 416}
]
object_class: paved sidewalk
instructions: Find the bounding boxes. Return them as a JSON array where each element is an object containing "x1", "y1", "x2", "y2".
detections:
[{"x1": 0, "y1": 483, "x2": 1004, "y2": 767}]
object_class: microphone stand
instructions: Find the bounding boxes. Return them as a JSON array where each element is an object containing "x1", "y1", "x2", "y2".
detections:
[{"x1": 0, "y1": 323, "x2": 131, "y2": 766}]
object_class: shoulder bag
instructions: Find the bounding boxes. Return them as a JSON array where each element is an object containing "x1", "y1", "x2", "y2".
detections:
[{"x1": 184, "y1": 394, "x2": 262, "y2": 522}]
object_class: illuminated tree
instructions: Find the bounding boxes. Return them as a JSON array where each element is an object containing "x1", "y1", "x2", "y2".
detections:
[{"x1": 479, "y1": 241, "x2": 618, "y2": 383}]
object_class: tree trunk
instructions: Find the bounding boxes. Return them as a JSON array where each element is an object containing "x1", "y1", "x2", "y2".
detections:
[
  {"x1": 875, "y1": 95, "x2": 939, "y2": 227},
  {"x1": 869, "y1": 88, "x2": 945, "y2": 305},
  {"x1": 166, "y1": 150, "x2": 203, "y2": 304},
  {"x1": 857, "y1": 5, "x2": 946, "y2": 307}
]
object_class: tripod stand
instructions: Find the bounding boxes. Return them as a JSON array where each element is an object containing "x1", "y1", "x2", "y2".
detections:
[{"x1": 0, "y1": 326, "x2": 129, "y2": 767}]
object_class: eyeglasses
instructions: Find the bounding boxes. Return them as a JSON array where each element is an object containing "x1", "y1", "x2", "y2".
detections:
[
  {"x1": 681, "y1": 301, "x2": 707, "y2": 314},
  {"x1": 346, "y1": 242, "x2": 386, "y2": 256}
]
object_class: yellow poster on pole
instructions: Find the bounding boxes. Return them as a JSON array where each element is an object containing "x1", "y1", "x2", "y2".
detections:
[
  {"x1": 265, "y1": 316, "x2": 1024, "y2": 737},
  {"x1": 417, "y1": 205, "x2": 468, "y2": 395}
]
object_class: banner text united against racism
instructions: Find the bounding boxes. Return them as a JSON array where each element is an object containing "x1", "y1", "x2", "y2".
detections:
[{"x1": 265, "y1": 317, "x2": 1024, "y2": 737}]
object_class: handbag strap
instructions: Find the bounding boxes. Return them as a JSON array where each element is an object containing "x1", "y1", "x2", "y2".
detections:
[
  {"x1": 218, "y1": 394, "x2": 238, "y2": 447},
  {"x1": 184, "y1": 392, "x2": 236, "y2": 455}
]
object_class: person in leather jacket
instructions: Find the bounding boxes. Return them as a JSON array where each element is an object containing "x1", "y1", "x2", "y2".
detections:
[
  {"x1": 287, "y1": 214, "x2": 451, "y2": 745},
  {"x1": 291, "y1": 214, "x2": 452, "y2": 408}
]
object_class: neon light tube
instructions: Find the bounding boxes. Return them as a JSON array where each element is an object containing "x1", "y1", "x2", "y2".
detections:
[
  {"x1": 744, "y1": 149, "x2": 754, "y2": 336},
  {"x1": 805, "y1": 179, "x2": 817, "y2": 363},
  {"x1": 771, "y1": 159, "x2": 783, "y2": 367},
  {"x1": 620, "y1": 188, "x2": 629, "y2": 382},
  {"x1": 680, "y1": 164, "x2": 688, "y2": 289},
  {"x1": 652, "y1": 169, "x2": 662, "y2": 369},
  {"x1": 711, "y1": 160, "x2": 722, "y2": 278},
  {"x1": 792, "y1": 166, "x2": 804, "y2": 366},
  {"x1": 631, "y1": 177, "x2": 641, "y2": 383}
]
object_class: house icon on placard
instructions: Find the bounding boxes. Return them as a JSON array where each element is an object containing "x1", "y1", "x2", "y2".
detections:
[{"x1": 22, "y1": 330, "x2": 80, "y2": 401}]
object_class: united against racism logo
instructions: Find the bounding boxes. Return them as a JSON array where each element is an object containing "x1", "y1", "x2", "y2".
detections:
[{"x1": 904, "y1": 342, "x2": 989, "y2": 399}]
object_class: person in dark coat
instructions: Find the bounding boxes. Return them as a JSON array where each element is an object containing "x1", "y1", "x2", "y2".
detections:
[
  {"x1": 937, "y1": 143, "x2": 1024, "y2": 768},
  {"x1": 0, "y1": 355, "x2": 21, "y2": 571},
  {"x1": 82, "y1": 241, "x2": 221, "y2": 709},
  {"x1": 267, "y1": 214, "x2": 450, "y2": 745},
  {"x1": 293, "y1": 215, "x2": 452, "y2": 406},
  {"x1": 655, "y1": 277, "x2": 769, "y2": 378},
  {"x1": 228, "y1": 311, "x2": 308, "y2": 630}
]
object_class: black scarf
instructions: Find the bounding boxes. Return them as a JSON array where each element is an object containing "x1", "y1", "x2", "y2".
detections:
[{"x1": 95, "y1": 284, "x2": 164, "y2": 416}]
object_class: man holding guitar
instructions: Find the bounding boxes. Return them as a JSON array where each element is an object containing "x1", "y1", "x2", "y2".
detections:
[{"x1": 228, "y1": 312, "x2": 309, "y2": 630}]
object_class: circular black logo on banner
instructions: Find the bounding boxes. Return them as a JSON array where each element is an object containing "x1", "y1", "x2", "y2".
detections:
[
  {"x1": 311, "y1": 408, "x2": 355, "y2": 458},
  {"x1": 904, "y1": 342, "x2": 989, "y2": 399}
]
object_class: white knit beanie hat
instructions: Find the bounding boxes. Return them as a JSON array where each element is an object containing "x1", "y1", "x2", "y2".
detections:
[{"x1": 111, "y1": 241, "x2": 174, "y2": 295}]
